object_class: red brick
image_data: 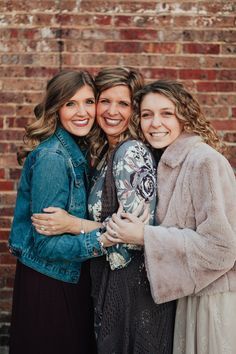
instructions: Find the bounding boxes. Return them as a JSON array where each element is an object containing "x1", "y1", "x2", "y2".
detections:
[
  {"x1": 232, "y1": 107, "x2": 236, "y2": 118},
  {"x1": 0, "y1": 207, "x2": 15, "y2": 217},
  {"x1": 143, "y1": 43, "x2": 176, "y2": 54},
  {"x1": 0, "y1": 254, "x2": 16, "y2": 265},
  {"x1": 0, "y1": 169, "x2": 5, "y2": 179},
  {"x1": 0, "y1": 217, "x2": 12, "y2": 228},
  {"x1": 0, "y1": 106, "x2": 16, "y2": 116},
  {"x1": 211, "y1": 120, "x2": 236, "y2": 130},
  {"x1": 197, "y1": 82, "x2": 235, "y2": 92},
  {"x1": 25, "y1": 67, "x2": 59, "y2": 78},
  {"x1": 142, "y1": 68, "x2": 178, "y2": 80},
  {"x1": 0, "y1": 230, "x2": 11, "y2": 241},
  {"x1": 105, "y1": 41, "x2": 141, "y2": 53},
  {"x1": 179, "y1": 69, "x2": 217, "y2": 80},
  {"x1": 0, "y1": 130, "x2": 24, "y2": 141},
  {"x1": 0, "y1": 182, "x2": 14, "y2": 191},
  {"x1": 93, "y1": 15, "x2": 112, "y2": 26},
  {"x1": 183, "y1": 43, "x2": 220, "y2": 54},
  {"x1": 0, "y1": 92, "x2": 24, "y2": 104},
  {"x1": 217, "y1": 70, "x2": 236, "y2": 81},
  {"x1": 0, "y1": 192, "x2": 17, "y2": 205},
  {"x1": 6, "y1": 117, "x2": 34, "y2": 128},
  {"x1": 9, "y1": 168, "x2": 22, "y2": 180},
  {"x1": 120, "y1": 29, "x2": 157, "y2": 40},
  {"x1": 0, "y1": 142, "x2": 18, "y2": 154}
]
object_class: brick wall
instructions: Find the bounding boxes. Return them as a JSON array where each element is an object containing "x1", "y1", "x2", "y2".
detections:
[{"x1": 0, "y1": 0, "x2": 236, "y2": 349}]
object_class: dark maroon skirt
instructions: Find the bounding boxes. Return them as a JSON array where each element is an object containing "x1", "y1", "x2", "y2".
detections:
[{"x1": 9, "y1": 260, "x2": 97, "y2": 354}]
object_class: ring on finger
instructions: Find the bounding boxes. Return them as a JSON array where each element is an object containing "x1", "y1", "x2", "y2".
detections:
[{"x1": 40, "y1": 226, "x2": 46, "y2": 231}]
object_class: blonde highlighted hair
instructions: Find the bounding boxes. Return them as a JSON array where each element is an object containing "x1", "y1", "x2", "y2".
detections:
[
  {"x1": 17, "y1": 70, "x2": 97, "y2": 164},
  {"x1": 133, "y1": 80, "x2": 225, "y2": 153}
]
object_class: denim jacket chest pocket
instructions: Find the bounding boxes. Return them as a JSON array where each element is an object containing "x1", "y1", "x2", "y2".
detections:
[{"x1": 68, "y1": 158, "x2": 88, "y2": 216}]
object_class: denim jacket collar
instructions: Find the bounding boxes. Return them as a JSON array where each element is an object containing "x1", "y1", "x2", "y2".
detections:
[{"x1": 55, "y1": 126, "x2": 87, "y2": 167}]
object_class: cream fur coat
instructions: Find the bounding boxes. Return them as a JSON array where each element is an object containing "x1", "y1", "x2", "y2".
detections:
[{"x1": 144, "y1": 132, "x2": 236, "y2": 304}]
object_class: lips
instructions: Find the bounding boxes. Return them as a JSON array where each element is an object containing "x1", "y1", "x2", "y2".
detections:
[
  {"x1": 104, "y1": 117, "x2": 122, "y2": 127},
  {"x1": 71, "y1": 119, "x2": 89, "y2": 127},
  {"x1": 150, "y1": 132, "x2": 168, "y2": 137}
]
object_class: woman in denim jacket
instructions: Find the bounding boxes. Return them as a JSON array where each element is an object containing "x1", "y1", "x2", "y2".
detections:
[{"x1": 8, "y1": 70, "x2": 112, "y2": 354}]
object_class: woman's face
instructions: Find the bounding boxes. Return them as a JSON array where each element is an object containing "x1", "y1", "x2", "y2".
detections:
[
  {"x1": 59, "y1": 85, "x2": 96, "y2": 137},
  {"x1": 140, "y1": 92, "x2": 183, "y2": 149},
  {"x1": 96, "y1": 85, "x2": 132, "y2": 146}
]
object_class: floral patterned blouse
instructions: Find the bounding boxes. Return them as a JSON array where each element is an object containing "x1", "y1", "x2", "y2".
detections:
[{"x1": 88, "y1": 140, "x2": 157, "y2": 270}]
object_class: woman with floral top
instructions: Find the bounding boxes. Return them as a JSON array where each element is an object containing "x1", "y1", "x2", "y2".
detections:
[{"x1": 32, "y1": 67, "x2": 176, "y2": 354}]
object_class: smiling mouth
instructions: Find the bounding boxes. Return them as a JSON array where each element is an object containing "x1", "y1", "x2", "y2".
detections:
[
  {"x1": 104, "y1": 118, "x2": 122, "y2": 126},
  {"x1": 150, "y1": 132, "x2": 168, "y2": 137},
  {"x1": 72, "y1": 119, "x2": 89, "y2": 127}
]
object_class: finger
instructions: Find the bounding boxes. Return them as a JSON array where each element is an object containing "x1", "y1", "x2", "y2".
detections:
[
  {"x1": 106, "y1": 223, "x2": 119, "y2": 237},
  {"x1": 120, "y1": 212, "x2": 142, "y2": 224},
  {"x1": 116, "y1": 204, "x2": 124, "y2": 218},
  {"x1": 111, "y1": 214, "x2": 128, "y2": 228},
  {"x1": 43, "y1": 207, "x2": 61, "y2": 213},
  {"x1": 138, "y1": 205, "x2": 150, "y2": 222},
  {"x1": 35, "y1": 227, "x2": 57, "y2": 236},
  {"x1": 32, "y1": 213, "x2": 50, "y2": 221},
  {"x1": 132, "y1": 200, "x2": 145, "y2": 217},
  {"x1": 32, "y1": 218, "x2": 49, "y2": 226},
  {"x1": 105, "y1": 234, "x2": 122, "y2": 243},
  {"x1": 143, "y1": 215, "x2": 150, "y2": 225}
]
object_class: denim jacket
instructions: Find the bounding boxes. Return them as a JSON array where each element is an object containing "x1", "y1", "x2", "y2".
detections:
[{"x1": 9, "y1": 127, "x2": 103, "y2": 283}]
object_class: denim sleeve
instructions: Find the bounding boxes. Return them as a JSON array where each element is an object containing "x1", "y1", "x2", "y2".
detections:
[{"x1": 31, "y1": 151, "x2": 103, "y2": 262}]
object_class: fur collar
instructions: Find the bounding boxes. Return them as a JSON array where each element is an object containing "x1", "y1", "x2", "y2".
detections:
[{"x1": 161, "y1": 132, "x2": 202, "y2": 168}]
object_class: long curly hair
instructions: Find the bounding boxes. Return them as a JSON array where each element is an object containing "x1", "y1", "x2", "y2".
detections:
[
  {"x1": 17, "y1": 70, "x2": 97, "y2": 164},
  {"x1": 90, "y1": 66, "x2": 144, "y2": 164},
  {"x1": 133, "y1": 80, "x2": 225, "y2": 153}
]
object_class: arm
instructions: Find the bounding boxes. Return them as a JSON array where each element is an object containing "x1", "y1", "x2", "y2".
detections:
[
  {"x1": 31, "y1": 207, "x2": 102, "y2": 235},
  {"x1": 106, "y1": 141, "x2": 157, "y2": 269},
  {"x1": 30, "y1": 151, "x2": 105, "y2": 262},
  {"x1": 144, "y1": 153, "x2": 236, "y2": 304}
]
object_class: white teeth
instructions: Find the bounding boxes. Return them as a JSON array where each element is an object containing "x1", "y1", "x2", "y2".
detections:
[
  {"x1": 72, "y1": 119, "x2": 89, "y2": 126},
  {"x1": 105, "y1": 118, "x2": 121, "y2": 126},
  {"x1": 151, "y1": 132, "x2": 168, "y2": 137}
]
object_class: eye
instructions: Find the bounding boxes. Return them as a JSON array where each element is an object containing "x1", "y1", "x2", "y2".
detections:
[
  {"x1": 141, "y1": 112, "x2": 152, "y2": 119},
  {"x1": 119, "y1": 101, "x2": 130, "y2": 107},
  {"x1": 99, "y1": 98, "x2": 109, "y2": 104},
  {"x1": 86, "y1": 98, "x2": 95, "y2": 104},
  {"x1": 65, "y1": 101, "x2": 75, "y2": 107},
  {"x1": 162, "y1": 111, "x2": 175, "y2": 117}
]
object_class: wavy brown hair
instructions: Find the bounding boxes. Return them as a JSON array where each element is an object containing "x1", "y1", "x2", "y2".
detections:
[
  {"x1": 133, "y1": 80, "x2": 226, "y2": 153},
  {"x1": 17, "y1": 70, "x2": 97, "y2": 164},
  {"x1": 90, "y1": 66, "x2": 144, "y2": 163}
]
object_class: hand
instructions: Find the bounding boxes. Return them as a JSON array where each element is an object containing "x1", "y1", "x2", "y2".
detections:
[
  {"x1": 31, "y1": 207, "x2": 76, "y2": 236},
  {"x1": 106, "y1": 213, "x2": 145, "y2": 245},
  {"x1": 99, "y1": 232, "x2": 117, "y2": 247}
]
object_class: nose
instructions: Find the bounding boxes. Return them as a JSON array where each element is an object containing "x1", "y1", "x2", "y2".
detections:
[
  {"x1": 107, "y1": 102, "x2": 118, "y2": 116},
  {"x1": 76, "y1": 104, "x2": 86, "y2": 116},
  {"x1": 151, "y1": 115, "x2": 162, "y2": 127}
]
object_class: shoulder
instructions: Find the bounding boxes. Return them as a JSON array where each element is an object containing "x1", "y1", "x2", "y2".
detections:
[
  {"x1": 27, "y1": 137, "x2": 68, "y2": 168},
  {"x1": 114, "y1": 139, "x2": 154, "y2": 161},
  {"x1": 187, "y1": 142, "x2": 235, "y2": 183},
  {"x1": 189, "y1": 142, "x2": 232, "y2": 170}
]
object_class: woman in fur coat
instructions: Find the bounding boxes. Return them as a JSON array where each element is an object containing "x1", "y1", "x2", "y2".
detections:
[{"x1": 106, "y1": 80, "x2": 236, "y2": 354}]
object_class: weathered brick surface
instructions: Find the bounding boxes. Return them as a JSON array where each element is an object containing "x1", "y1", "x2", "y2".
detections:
[{"x1": 0, "y1": 0, "x2": 236, "y2": 350}]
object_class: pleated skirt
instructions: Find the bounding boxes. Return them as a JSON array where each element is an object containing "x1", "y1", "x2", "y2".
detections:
[{"x1": 9, "y1": 260, "x2": 97, "y2": 354}]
